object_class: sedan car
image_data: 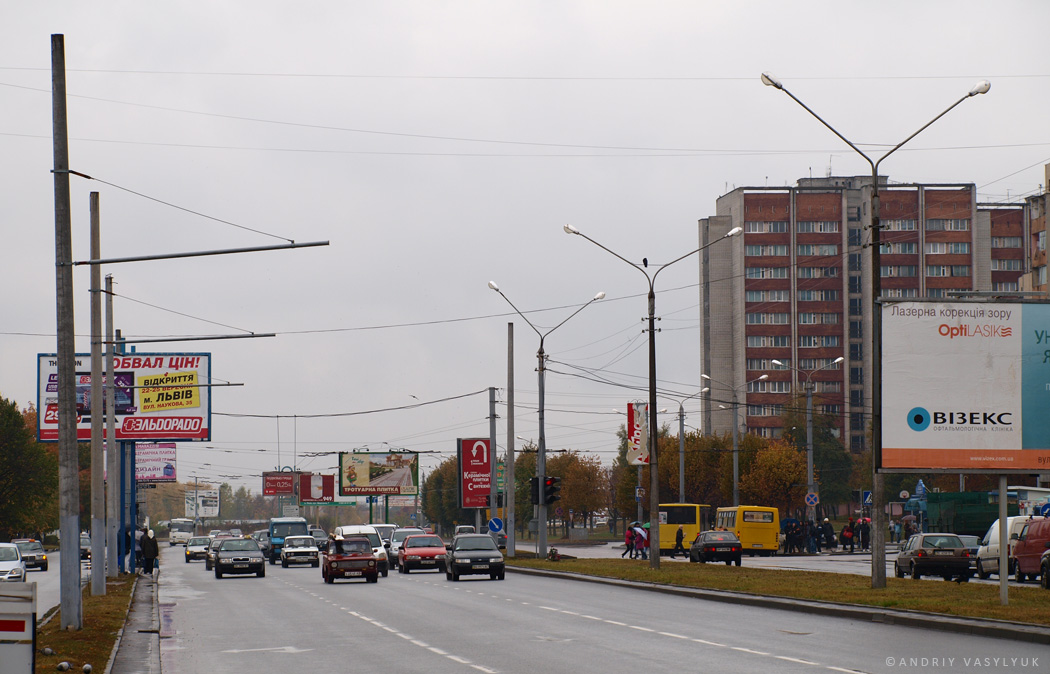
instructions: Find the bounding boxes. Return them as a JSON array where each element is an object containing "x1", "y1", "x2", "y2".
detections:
[
  {"x1": 310, "y1": 528, "x2": 329, "y2": 553},
  {"x1": 13, "y1": 539, "x2": 47, "y2": 571},
  {"x1": 80, "y1": 533, "x2": 92, "y2": 561},
  {"x1": 389, "y1": 527, "x2": 425, "y2": 566},
  {"x1": 446, "y1": 534, "x2": 504, "y2": 581},
  {"x1": 398, "y1": 534, "x2": 447, "y2": 573},
  {"x1": 957, "y1": 534, "x2": 981, "y2": 571},
  {"x1": 894, "y1": 533, "x2": 972, "y2": 581},
  {"x1": 204, "y1": 537, "x2": 224, "y2": 571},
  {"x1": 184, "y1": 536, "x2": 211, "y2": 563},
  {"x1": 322, "y1": 536, "x2": 378, "y2": 584},
  {"x1": 689, "y1": 531, "x2": 743, "y2": 566},
  {"x1": 214, "y1": 538, "x2": 266, "y2": 578},
  {"x1": 281, "y1": 535, "x2": 320, "y2": 568},
  {"x1": 0, "y1": 543, "x2": 26, "y2": 582}
]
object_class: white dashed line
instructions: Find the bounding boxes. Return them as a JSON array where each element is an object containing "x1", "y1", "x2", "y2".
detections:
[
  {"x1": 692, "y1": 639, "x2": 726, "y2": 647},
  {"x1": 731, "y1": 647, "x2": 769, "y2": 655},
  {"x1": 428, "y1": 647, "x2": 449, "y2": 655},
  {"x1": 630, "y1": 626, "x2": 655, "y2": 633},
  {"x1": 776, "y1": 656, "x2": 819, "y2": 665},
  {"x1": 658, "y1": 632, "x2": 688, "y2": 639},
  {"x1": 604, "y1": 620, "x2": 627, "y2": 626}
]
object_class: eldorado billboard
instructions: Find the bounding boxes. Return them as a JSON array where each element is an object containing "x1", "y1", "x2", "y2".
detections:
[
  {"x1": 339, "y1": 451, "x2": 419, "y2": 496},
  {"x1": 881, "y1": 300, "x2": 1050, "y2": 472},
  {"x1": 37, "y1": 353, "x2": 211, "y2": 442}
]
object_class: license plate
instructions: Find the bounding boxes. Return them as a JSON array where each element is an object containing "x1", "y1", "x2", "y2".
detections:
[
  {"x1": 234, "y1": 564, "x2": 248, "y2": 568},
  {"x1": 751, "y1": 544, "x2": 763, "y2": 548},
  {"x1": 421, "y1": 560, "x2": 435, "y2": 565},
  {"x1": 472, "y1": 564, "x2": 489, "y2": 570},
  {"x1": 934, "y1": 550, "x2": 954, "y2": 556},
  {"x1": 348, "y1": 571, "x2": 362, "y2": 576}
]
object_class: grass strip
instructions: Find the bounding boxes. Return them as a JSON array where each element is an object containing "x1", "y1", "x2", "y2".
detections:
[
  {"x1": 507, "y1": 557, "x2": 1050, "y2": 625},
  {"x1": 35, "y1": 576, "x2": 135, "y2": 673}
]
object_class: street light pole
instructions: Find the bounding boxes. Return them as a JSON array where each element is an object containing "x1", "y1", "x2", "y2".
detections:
[
  {"x1": 489, "y1": 282, "x2": 604, "y2": 559},
  {"x1": 565, "y1": 224, "x2": 741, "y2": 569},
  {"x1": 704, "y1": 373, "x2": 766, "y2": 507},
  {"x1": 772, "y1": 356, "x2": 844, "y2": 523},
  {"x1": 761, "y1": 72, "x2": 990, "y2": 589},
  {"x1": 676, "y1": 388, "x2": 709, "y2": 502}
]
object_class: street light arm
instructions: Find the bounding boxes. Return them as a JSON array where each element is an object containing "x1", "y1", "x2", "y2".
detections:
[
  {"x1": 650, "y1": 226, "x2": 742, "y2": 286},
  {"x1": 873, "y1": 91, "x2": 981, "y2": 173},
  {"x1": 564, "y1": 224, "x2": 651, "y2": 284},
  {"x1": 489, "y1": 285, "x2": 544, "y2": 341},
  {"x1": 541, "y1": 292, "x2": 605, "y2": 341}
]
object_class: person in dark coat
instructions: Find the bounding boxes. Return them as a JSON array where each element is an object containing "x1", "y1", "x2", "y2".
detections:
[
  {"x1": 140, "y1": 528, "x2": 160, "y2": 575},
  {"x1": 857, "y1": 518, "x2": 871, "y2": 551},
  {"x1": 670, "y1": 525, "x2": 687, "y2": 559}
]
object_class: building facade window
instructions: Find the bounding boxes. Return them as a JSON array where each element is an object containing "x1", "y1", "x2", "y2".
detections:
[
  {"x1": 849, "y1": 298, "x2": 863, "y2": 315},
  {"x1": 745, "y1": 244, "x2": 789, "y2": 256},
  {"x1": 848, "y1": 254, "x2": 862, "y2": 272},
  {"x1": 993, "y1": 282, "x2": 1020, "y2": 292},
  {"x1": 747, "y1": 358, "x2": 788, "y2": 370},
  {"x1": 799, "y1": 358, "x2": 843, "y2": 370},
  {"x1": 991, "y1": 259, "x2": 1022, "y2": 271},
  {"x1": 883, "y1": 219, "x2": 917, "y2": 231},
  {"x1": 849, "y1": 343, "x2": 863, "y2": 361},
  {"x1": 746, "y1": 312, "x2": 791, "y2": 324},
  {"x1": 991, "y1": 237, "x2": 1022, "y2": 248},
  {"x1": 924, "y1": 241, "x2": 971, "y2": 254},
  {"x1": 882, "y1": 288, "x2": 920, "y2": 298},
  {"x1": 797, "y1": 221, "x2": 840, "y2": 233},
  {"x1": 926, "y1": 265, "x2": 971, "y2": 277},
  {"x1": 881, "y1": 265, "x2": 918, "y2": 277},
  {"x1": 797, "y1": 266, "x2": 840, "y2": 278},
  {"x1": 748, "y1": 380, "x2": 791, "y2": 394},
  {"x1": 799, "y1": 335, "x2": 840, "y2": 348},
  {"x1": 746, "y1": 266, "x2": 790, "y2": 279},
  {"x1": 747, "y1": 335, "x2": 791, "y2": 348},
  {"x1": 744, "y1": 221, "x2": 789, "y2": 233},
  {"x1": 797, "y1": 244, "x2": 839, "y2": 256},
  {"x1": 798, "y1": 289, "x2": 840, "y2": 301},
  {"x1": 746, "y1": 404, "x2": 784, "y2": 417},
  {"x1": 925, "y1": 218, "x2": 970, "y2": 231},
  {"x1": 745, "y1": 289, "x2": 791, "y2": 302},
  {"x1": 849, "y1": 320, "x2": 863, "y2": 339},
  {"x1": 880, "y1": 241, "x2": 918, "y2": 254}
]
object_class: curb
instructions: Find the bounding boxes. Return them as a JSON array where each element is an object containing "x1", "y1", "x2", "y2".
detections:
[
  {"x1": 104, "y1": 574, "x2": 139, "y2": 674},
  {"x1": 507, "y1": 565, "x2": 1050, "y2": 645}
]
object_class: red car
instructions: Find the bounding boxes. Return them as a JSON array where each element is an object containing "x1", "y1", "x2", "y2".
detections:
[
  {"x1": 397, "y1": 534, "x2": 447, "y2": 574},
  {"x1": 323, "y1": 536, "x2": 378, "y2": 584}
]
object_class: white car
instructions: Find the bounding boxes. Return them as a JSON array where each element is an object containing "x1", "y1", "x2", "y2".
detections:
[
  {"x1": 0, "y1": 543, "x2": 26, "y2": 582},
  {"x1": 390, "y1": 528, "x2": 424, "y2": 570},
  {"x1": 184, "y1": 536, "x2": 211, "y2": 563},
  {"x1": 280, "y1": 535, "x2": 320, "y2": 568},
  {"x1": 333, "y1": 525, "x2": 390, "y2": 577}
]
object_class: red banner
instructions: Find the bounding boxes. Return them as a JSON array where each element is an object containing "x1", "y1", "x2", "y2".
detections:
[
  {"x1": 298, "y1": 473, "x2": 335, "y2": 503},
  {"x1": 458, "y1": 438, "x2": 491, "y2": 509},
  {"x1": 263, "y1": 471, "x2": 296, "y2": 496}
]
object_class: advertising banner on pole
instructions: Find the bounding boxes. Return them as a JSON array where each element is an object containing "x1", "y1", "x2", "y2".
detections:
[
  {"x1": 881, "y1": 300, "x2": 1050, "y2": 472},
  {"x1": 339, "y1": 452, "x2": 419, "y2": 496},
  {"x1": 135, "y1": 443, "x2": 177, "y2": 482},
  {"x1": 262, "y1": 471, "x2": 297, "y2": 496},
  {"x1": 36, "y1": 352, "x2": 211, "y2": 442},
  {"x1": 457, "y1": 438, "x2": 491, "y2": 509},
  {"x1": 626, "y1": 402, "x2": 649, "y2": 465}
]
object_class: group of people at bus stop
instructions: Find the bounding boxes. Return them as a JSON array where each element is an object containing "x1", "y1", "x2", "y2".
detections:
[{"x1": 782, "y1": 516, "x2": 871, "y2": 554}]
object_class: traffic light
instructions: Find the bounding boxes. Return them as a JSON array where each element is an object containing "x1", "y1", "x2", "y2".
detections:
[
  {"x1": 530, "y1": 477, "x2": 540, "y2": 505},
  {"x1": 544, "y1": 476, "x2": 562, "y2": 505}
]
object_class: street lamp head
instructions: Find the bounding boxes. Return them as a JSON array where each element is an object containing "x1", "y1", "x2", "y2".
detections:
[
  {"x1": 969, "y1": 80, "x2": 991, "y2": 96},
  {"x1": 594, "y1": 291, "x2": 606, "y2": 301},
  {"x1": 757, "y1": 374, "x2": 769, "y2": 381},
  {"x1": 700, "y1": 373, "x2": 711, "y2": 381},
  {"x1": 832, "y1": 356, "x2": 845, "y2": 364},
  {"x1": 563, "y1": 224, "x2": 580, "y2": 235},
  {"x1": 701, "y1": 387, "x2": 709, "y2": 394},
  {"x1": 726, "y1": 226, "x2": 743, "y2": 237},
  {"x1": 760, "y1": 72, "x2": 783, "y2": 89},
  {"x1": 488, "y1": 281, "x2": 499, "y2": 292},
  {"x1": 771, "y1": 359, "x2": 784, "y2": 367}
]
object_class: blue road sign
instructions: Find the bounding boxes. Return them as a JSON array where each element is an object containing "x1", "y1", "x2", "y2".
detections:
[
  {"x1": 805, "y1": 492, "x2": 819, "y2": 507},
  {"x1": 1041, "y1": 503, "x2": 1050, "y2": 518},
  {"x1": 488, "y1": 517, "x2": 503, "y2": 533},
  {"x1": 863, "y1": 490, "x2": 873, "y2": 506}
]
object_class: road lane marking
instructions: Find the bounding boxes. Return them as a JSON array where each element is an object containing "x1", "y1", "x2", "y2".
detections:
[
  {"x1": 658, "y1": 632, "x2": 688, "y2": 639},
  {"x1": 731, "y1": 647, "x2": 769, "y2": 655},
  {"x1": 692, "y1": 639, "x2": 726, "y2": 647},
  {"x1": 776, "y1": 656, "x2": 820, "y2": 665},
  {"x1": 630, "y1": 626, "x2": 655, "y2": 633}
]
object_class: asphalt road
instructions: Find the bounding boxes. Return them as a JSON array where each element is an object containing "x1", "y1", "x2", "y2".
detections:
[{"x1": 156, "y1": 546, "x2": 1049, "y2": 674}]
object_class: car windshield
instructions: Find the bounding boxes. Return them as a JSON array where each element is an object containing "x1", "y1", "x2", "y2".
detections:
[
  {"x1": 393, "y1": 529, "x2": 424, "y2": 543},
  {"x1": 0, "y1": 548, "x2": 19, "y2": 561},
  {"x1": 921, "y1": 535, "x2": 963, "y2": 549},
  {"x1": 209, "y1": 539, "x2": 223, "y2": 550},
  {"x1": 406, "y1": 536, "x2": 444, "y2": 548},
  {"x1": 284, "y1": 537, "x2": 313, "y2": 549},
  {"x1": 220, "y1": 539, "x2": 259, "y2": 552},
  {"x1": 188, "y1": 538, "x2": 210, "y2": 546},
  {"x1": 80, "y1": 536, "x2": 90, "y2": 546},
  {"x1": 272, "y1": 523, "x2": 308, "y2": 538},
  {"x1": 958, "y1": 535, "x2": 980, "y2": 547},
  {"x1": 703, "y1": 533, "x2": 738, "y2": 542},
  {"x1": 16, "y1": 542, "x2": 42, "y2": 553},
  {"x1": 334, "y1": 539, "x2": 370, "y2": 555},
  {"x1": 456, "y1": 537, "x2": 497, "y2": 552}
]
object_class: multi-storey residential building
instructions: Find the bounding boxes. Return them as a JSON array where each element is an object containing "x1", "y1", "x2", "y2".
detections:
[
  {"x1": 1021, "y1": 165, "x2": 1050, "y2": 293},
  {"x1": 699, "y1": 176, "x2": 986, "y2": 454}
]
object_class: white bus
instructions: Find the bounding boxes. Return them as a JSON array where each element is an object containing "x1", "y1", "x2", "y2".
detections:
[{"x1": 169, "y1": 518, "x2": 195, "y2": 546}]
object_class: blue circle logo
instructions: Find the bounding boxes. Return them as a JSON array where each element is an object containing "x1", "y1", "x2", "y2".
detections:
[{"x1": 907, "y1": 407, "x2": 931, "y2": 432}]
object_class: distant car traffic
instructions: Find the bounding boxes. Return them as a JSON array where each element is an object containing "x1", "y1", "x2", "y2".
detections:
[
  {"x1": 80, "y1": 533, "x2": 91, "y2": 561},
  {"x1": 214, "y1": 538, "x2": 266, "y2": 578},
  {"x1": 689, "y1": 531, "x2": 743, "y2": 566},
  {"x1": 0, "y1": 543, "x2": 26, "y2": 582},
  {"x1": 204, "y1": 538, "x2": 224, "y2": 571},
  {"x1": 252, "y1": 530, "x2": 271, "y2": 556},
  {"x1": 956, "y1": 534, "x2": 980, "y2": 571},
  {"x1": 895, "y1": 533, "x2": 972, "y2": 581},
  {"x1": 184, "y1": 537, "x2": 211, "y2": 563},
  {"x1": 309, "y1": 528, "x2": 328, "y2": 553},
  {"x1": 13, "y1": 540, "x2": 47, "y2": 571},
  {"x1": 397, "y1": 534, "x2": 447, "y2": 574},
  {"x1": 281, "y1": 535, "x2": 320, "y2": 568},
  {"x1": 446, "y1": 534, "x2": 504, "y2": 581},
  {"x1": 323, "y1": 536, "x2": 378, "y2": 584}
]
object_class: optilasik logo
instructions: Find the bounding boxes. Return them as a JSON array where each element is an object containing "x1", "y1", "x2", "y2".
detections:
[
  {"x1": 907, "y1": 407, "x2": 1012, "y2": 431},
  {"x1": 937, "y1": 323, "x2": 1012, "y2": 339}
]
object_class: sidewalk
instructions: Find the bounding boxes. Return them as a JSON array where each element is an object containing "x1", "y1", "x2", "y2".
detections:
[{"x1": 107, "y1": 573, "x2": 161, "y2": 674}]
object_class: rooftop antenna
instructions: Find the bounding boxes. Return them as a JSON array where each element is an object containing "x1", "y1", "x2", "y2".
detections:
[{"x1": 826, "y1": 155, "x2": 833, "y2": 178}]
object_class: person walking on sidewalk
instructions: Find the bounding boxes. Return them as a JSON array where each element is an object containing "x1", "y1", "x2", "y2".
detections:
[
  {"x1": 140, "y1": 528, "x2": 159, "y2": 575},
  {"x1": 670, "y1": 525, "x2": 687, "y2": 559},
  {"x1": 622, "y1": 527, "x2": 635, "y2": 558}
]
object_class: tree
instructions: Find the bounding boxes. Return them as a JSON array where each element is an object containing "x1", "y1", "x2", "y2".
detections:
[
  {"x1": 0, "y1": 397, "x2": 59, "y2": 539},
  {"x1": 738, "y1": 439, "x2": 807, "y2": 515},
  {"x1": 778, "y1": 394, "x2": 852, "y2": 517},
  {"x1": 547, "y1": 451, "x2": 605, "y2": 531}
]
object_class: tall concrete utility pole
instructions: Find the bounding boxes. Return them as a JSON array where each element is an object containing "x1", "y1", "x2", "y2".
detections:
[
  {"x1": 52, "y1": 33, "x2": 82, "y2": 629},
  {"x1": 505, "y1": 323, "x2": 515, "y2": 557},
  {"x1": 106, "y1": 274, "x2": 119, "y2": 577},
  {"x1": 89, "y1": 192, "x2": 105, "y2": 595}
]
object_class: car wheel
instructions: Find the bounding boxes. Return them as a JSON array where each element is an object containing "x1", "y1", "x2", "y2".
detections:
[
  {"x1": 895, "y1": 561, "x2": 904, "y2": 578},
  {"x1": 1041, "y1": 567, "x2": 1050, "y2": 590},
  {"x1": 977, "y1": 560, "x2": 989, "y2": 580},
  {"x1": 281, "y1": 559, "x2": 288, "y2": 568},
  {"x1": 960, "y1": 574, "x2": 970, "y2": 583},
  {"x1": 269, "y1": 557, "x2": 276, "y2": 565},
  {"x1": 403, "y1": 566, "x2": 410, "y2": 574},
  {"x1": 42, "y1": 563, "x2": 48, "y2": 572},
  {"x1": 325, "y1": 571, "x2": 334, "y2": 584},
  {"x1": 1016, "y1": 566, "x2": 1026, "y2": 583},
  {"x1": 185, "y1": 556, "x2": 189, "y2": 564},
  {"x1": 942, "y1": 574, "x2": 953, "y2": 581},
  {"x1": 215, "y1": 569, "x2": 222, "y2": 579},
  {"x1": 368, "y1": 575, "x2": 378, "y2": 583},
  {"x1": 725, "y1": 560, "x2": 732, "y2": 566},
  {"x1": 382, "y1": 568, "x2": 389, "y2": 577},
  {"x1": 451, "y1": 569, "x2": 459, "y2": 582},
  {"x1": 205, "y1": 561, "x2": 211, "y2": 571},
  {"x1": 911, "y1": 563, "x2": 921, "y2": 580},
  {"x1": 734, "y1": 557, "x2": 741, "y2": 567},
  {"x1": 257, "y1": 567, "x2": 265, "y2": 578},
  {"x1": 490, "y1": 573, "x2": 498, "y2": 580}
]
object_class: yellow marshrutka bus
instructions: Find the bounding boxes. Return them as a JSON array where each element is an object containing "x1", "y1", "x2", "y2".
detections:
[
  {"x1": 715, "y1": 506, "x2": 780, "y2": 557},
  {"x1": 658, "y1": 503, "x2": 713, "y2": 556}
]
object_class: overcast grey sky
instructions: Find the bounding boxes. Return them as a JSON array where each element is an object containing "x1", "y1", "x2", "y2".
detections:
[{"x1": 3, "y1": 2, "x2": 1048, "y2": 491}]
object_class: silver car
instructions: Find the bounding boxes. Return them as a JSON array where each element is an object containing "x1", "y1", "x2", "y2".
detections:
[
  {"x1": 390, "y1": 528, "x2": 424, "y2": 571},
  {"x1": 0, "y1": 543, "x2": 26, "y2": 582}
]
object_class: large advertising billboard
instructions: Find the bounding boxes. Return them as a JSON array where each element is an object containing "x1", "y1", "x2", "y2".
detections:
[
  {"x1": 135, "y1": 443, "x2": 177, "y2": 482},
  {"x1": 37, "y1": 353, "x2": 211, "y2": 442},
  {"x1": 457, "y1": 438, "x2": 491, "y2": 509},
  {"x1": 262, "y1": 471, "x2": 297, "y2": 496},
  {"x1": 339, "y1": 451, "x2": 419, "y2": 496},
  {"x1": 184, "y1": 489, "x2": 219, "y2": 518},
  {"x1": 881, "y1": 300, "x2": 1050, "y2": 472}
]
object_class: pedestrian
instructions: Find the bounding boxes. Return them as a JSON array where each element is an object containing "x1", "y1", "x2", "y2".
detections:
[
  {"x1": 822, "y1": 518, "x2": 836, "y2": 551},
  {"x1": 893, "y1": 519, "x2": 901, "y2": 544},
  {"x1": 622, "y1": 527, "x2": 635, "y2": 558},
  {"x1": 134, "y1": 527, "x2": 144, "y2": 570},
  {"x1": 841, "y1": 518, "x2": 855, "y2": 554},
  {"x1": 670, "y1": 524, "x2": 687, "y2": 559},
  {"x1": 140, "y1": 528, "x2": 159, "y2": 576},
  {"x1": 634, "y1": 523, "x2": 649, "y2": 560},
  {"x1": 858, "y1": 518, "x2": 871, "y2": 551}
]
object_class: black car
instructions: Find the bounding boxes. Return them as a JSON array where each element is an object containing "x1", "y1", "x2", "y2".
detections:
[
  {"x1": 204, "y1": 538, "x2": 224, "y2": 571},
  {"x1": 214, "y1": 538, "x2": 266, "y2": 579},
  {"x1": 252, "y1": 530, "x2": 271, "y2": 557},
  {"x1": 445, "y1": 534, "x2": 505, "y2": 581},
  {"x1": 689, "y1": 531, "x2": 743, "y2": 566},
  {"x1": 894, "y1": 533, "x2": 972, "y2": 581},
  {"x1": 80, "y1": 533, "x2": 91, "y2": 561}
]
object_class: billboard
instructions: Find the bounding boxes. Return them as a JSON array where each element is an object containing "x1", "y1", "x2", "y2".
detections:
[
  {"x1": 184, "y1": 488, "x2": 219, "y2": 518},
  {"x1": 262, "y1": 471, "x2": 297, "y2": 496},
  {"x1": 457, "y1": 438, "x2": 491, "y2": 509},
  {"x1": 626, "y1": 403, "x2": 649, "y2": 465},
  {"x1": 881, "y1": 300, "x2": 1050, "y2": 472},
  {"x1": 298, "y1": 473, "x2": 336, "y2": 503},
  {"x1": 135, "y1": 443, "x2": 177, "y2": 482},
  {"x1": 37, "y1": 353, "x2": 211, "y2": 442},
  {"x1": 339, "y1": 451, "x2": 419, "y2": 496}
]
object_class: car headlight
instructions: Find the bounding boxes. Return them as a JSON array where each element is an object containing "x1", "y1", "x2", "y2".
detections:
[
  {"x1": 490, "y1": 557, "x2": 503, "y2": 563},
  {"x1": 10, "y1": 568, "x2": 24, "y2": 578}
]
